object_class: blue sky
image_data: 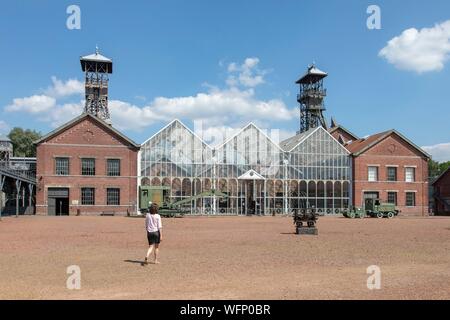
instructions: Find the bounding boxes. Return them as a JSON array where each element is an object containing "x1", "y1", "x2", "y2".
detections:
[{"x1": 0, "y1": 0, "x2": 449, "y2": 160}]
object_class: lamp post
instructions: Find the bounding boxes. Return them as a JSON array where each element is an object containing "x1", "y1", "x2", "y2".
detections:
[
  {"x1": 283, "y1": 159, "x2": 289, "y2": 215},
  {"x1": 212, "y1": 156, "x2": 217, "y2": 215}
]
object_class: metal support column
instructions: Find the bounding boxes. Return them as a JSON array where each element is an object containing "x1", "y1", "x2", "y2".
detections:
[
  {"x1": 15, "y1": 179, "x2": 21, "y2": 218},
  {"x1": 0, "y1": 174, "x2": 4, "y2": 220},
  {"x1": 28, "y1": 184, "x2": 34, "y2": 212}
]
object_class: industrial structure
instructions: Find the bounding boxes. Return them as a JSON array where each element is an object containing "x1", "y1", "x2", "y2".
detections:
[
  {"x1": 139, "y1": 120, "x2": 351, "y2": 215},
  {"x1": 80, "y1": 47, "x2": 112, "y2": 122},
  {"x1": 0, "y1": 134, "x2": 36, "y2": 216},
  {"x1": 432, "y1": 168, "x2": 450, "y2": 215},
  {"x1": 5, "y1": 52, "x2": 432, "y2": 217},
  {"x1": 297, "y1": 64, "x2": 328, "y2": 133},
  {"x1": 35, "y1": 48, "x2": 140, "y2": 216}
]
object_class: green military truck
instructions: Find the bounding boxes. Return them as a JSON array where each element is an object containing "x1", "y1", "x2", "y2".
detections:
[
  {"x1": 364, "y1": 198, "x2": 400, "y2": 219},
  {"x1": 344, "y1": 199, "x2": 400, "y2": 219}
]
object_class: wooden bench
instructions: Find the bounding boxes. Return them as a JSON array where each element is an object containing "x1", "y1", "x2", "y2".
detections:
[{"x1": 101, "y1": 211, "x2": 115, "y2": 216}]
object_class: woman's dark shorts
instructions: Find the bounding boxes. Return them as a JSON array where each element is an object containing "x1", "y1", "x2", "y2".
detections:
[{"x1": 147, "y1": 231, "x2": 160, "y2": 245}]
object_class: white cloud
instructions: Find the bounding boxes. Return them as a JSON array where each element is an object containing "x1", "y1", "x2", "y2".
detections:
[
  {"x1": 226, "y1": 57, "x2": 267, "y2": 87},
  {"x1": 5, "y1": 95, "x2": 56, "y2": 113},
  {"x1": 45, "y1": 76, "x2": 84, "y2": 98},
  {"x1": 108, "y1": 86, "x2": 296, "y2": 132},
  {"x1": 379, "y1": 20, "x2": 450, "y2": 73},
  {"x1": 44, "y1": 101, "x2": 85, "y2": 128},
  {"x1": 0, "y1": 120, "x2": 9, "y2": 134},
  {"x1": 3, "y1": 58, "x2": 297, "y2": 134},
  {"x1": 422, "y1": 142, "x2": 450, "y2": 162}
]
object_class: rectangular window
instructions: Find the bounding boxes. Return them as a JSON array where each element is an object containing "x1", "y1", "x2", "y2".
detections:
[
  {"x1": 81, "y1": 188, "x2": 95, "y2": 205},
  {"x1": 387, "y1": 192, "x2": 397, "y2": 205},
  {"x1": 107, "y1": 188, "x2": 120, "y2": 206},
  {"x1": 387, "y1": 167, "x2": 397, "y2": 182},
  {"x1": 81, "y1": 158, "x2": 95, "y2": 176},
  {"x1": 406, "y1": 192, "x2": 416, "y2": 207},
  {"x1": 405, "y1": 167, "x2": 415, "y2": 182},
  {"x1": 107, "y1": 159, "x2": 121, "y2": 176},
  {"x1": 368, "y1": 166, "x2": 378, "y2": 182},
  {"x1": 55, "y1": 157, "x2": 69, "y2": 175}
]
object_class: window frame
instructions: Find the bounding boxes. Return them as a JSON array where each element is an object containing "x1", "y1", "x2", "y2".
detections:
[
  {"x1": 55, "y1": 157, "x2": 70, "y2": 176},
  {"x1": 405, "y1": 167, "x2": 415, "y2": 182},
  {"x1": 405, "y1": 192, "x2": 416, "y2": 207},
  {"x1": 81, "y1": 187, "x2": 95, "y2": 205},
  {"x1": 368, "y1": 166, "x2": 378, "y2": 182},
  {"x1": 387, "y1": 192, "x2": 397, "y2": 205},
  {"x1": 107, "y1": 188, "x2": 120, "y2": 206},
  {"x1": 106, "y1": 159, "x2": 121, "y2": 177},
  {"x1": 386, "y1": 166, "x2": 397, "y2": 182},
  {"x1": 81, "y1": 158, "x2": 96, "y2": 176}
]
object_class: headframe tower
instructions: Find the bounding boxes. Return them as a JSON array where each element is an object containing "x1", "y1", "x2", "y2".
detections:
[
  {"x1": 80, "y1": 47, "x2": 113, "y2": 122},
  {"x1": 296, "y1": 64, "x2": 328, "y2": 133}
]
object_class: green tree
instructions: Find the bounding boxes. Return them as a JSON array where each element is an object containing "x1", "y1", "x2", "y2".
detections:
[
  {"x1": 429, "y1": 159, "x2": 441, "y2": 178},
  {"x1": 7, "y1": 127, "x2": 42, "y2": 157},
  {"x1": 429, "y1": 160, "x2": 450, "y2": 179}
]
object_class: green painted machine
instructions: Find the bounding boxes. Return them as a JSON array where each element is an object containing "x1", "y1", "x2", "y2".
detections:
[
  {"x1": 343, "y1": 206, "x2": 366, "y2": 219},
  {"x1": 364, "y1": 198, "x2": 399, "y2": 219},
  {"x1": 139, "y1": 186, "x2": 229, "y2": 217},
  {"x1": 344, "y1": 199, "x2": 400, "y2": 219}
]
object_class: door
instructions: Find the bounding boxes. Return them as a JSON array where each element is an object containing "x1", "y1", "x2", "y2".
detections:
[
  {"x1": 48, "y1": 188, "x2": 69, "y2": 216},
  {"x1": 48, "y1": 197, "x2": 56, "y2": 216},
  {"x1": 363, "y1": 192, "x2": 379, "y2": 209},
  {"x1": 55, "y1": 198, "x2": 69, "y2": 216}
]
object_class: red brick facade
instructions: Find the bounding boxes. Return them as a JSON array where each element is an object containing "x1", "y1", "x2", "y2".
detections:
[
  {"x1": 328, "y1": 126, "x2": 358, "y2": 144},
  {"x1": 432, "y1": 168, "x2": 450, "y2": 215},
  {"x1": 349, "y1": 132, "x2": 429, "y2": 216},
  {"x1": 35, "y1": 114, "x2": 140, "y2": 216}
]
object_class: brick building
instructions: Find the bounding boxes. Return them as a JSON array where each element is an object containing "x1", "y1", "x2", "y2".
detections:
[
  {"x1": 35, "y1": 113, "x2": 140, "y2": 216},
  {"x1": 346, "y1": 130, "x2": 430, "y2": 216},
  {"x1": 328, "y1": 124, "x2": 359, "y2": 145},
  {"x1": 432, "y1": 168, "x2": 450, "y2": 215}
]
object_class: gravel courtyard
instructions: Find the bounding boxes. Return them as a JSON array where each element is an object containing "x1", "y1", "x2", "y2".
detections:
[{"x1": 0, "y1": 215, "x2": 449, "y2": 300}]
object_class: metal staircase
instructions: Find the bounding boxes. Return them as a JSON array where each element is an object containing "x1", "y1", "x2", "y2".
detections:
[{"x1": 434, "y1": 192, "x2": 450, "y2": 211}]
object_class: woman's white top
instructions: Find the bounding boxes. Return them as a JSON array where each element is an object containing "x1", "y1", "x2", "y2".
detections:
[{"x1": 145, "y1": 213, "x2": 162, "y2": 233}]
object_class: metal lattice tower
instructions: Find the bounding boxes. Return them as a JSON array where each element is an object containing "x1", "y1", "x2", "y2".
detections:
[
  {"x1": 296, "y1": 64, "x2": 328, "y2": 133},
  {"x1": 80, "y1": 47, "x2": 113, "y2": 122},
  {"x1": 0, "y1": 135, "x2": 13, "y2": 162}
]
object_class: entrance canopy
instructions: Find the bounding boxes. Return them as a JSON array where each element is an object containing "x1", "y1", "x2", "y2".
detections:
[{"x1": 238, "y1": 169, "x2": 265, "y2": 180}]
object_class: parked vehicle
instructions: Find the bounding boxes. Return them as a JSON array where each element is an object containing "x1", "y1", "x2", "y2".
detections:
[
  {"x1": 364, "y1": 198, "x2": 400, "y2": 219},
  {"x1": 344, "y1": 199, "x2": 400, "y2": 219},
  {"x1": 343, "y1": 206, "x2": 366, "y2": 219}
]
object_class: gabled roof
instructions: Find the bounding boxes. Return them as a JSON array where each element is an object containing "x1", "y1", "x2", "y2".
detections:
[
  {"x1": 296, "y1": 65, "x2": 328, "y2": 84},
  {"x1": 34, "y1": 113, "x2": 140, "y2": 149},
  {"x1": 215, "y1": 122, "x2": 284, "y2": 153},
  {"x1": 279, "y1": 128, "x2": 316, "y2": 152},
  {"x1": 279, "y1": 126, "x2": 350, "y2": 155},
  {"x1": 346, "y1": 129, "x2": 430, "y2": 159},
  {"x1": 141, "y1": 119, "x2": 213, "y2": 150},
  {"x1": 432, "y1": 167, "x2": 450, "y2": 186},
  {"x1": 328, "y1": 125, "x2": 359, "y2": 141},
  {"x1": 238, "y1": 169, "x2": 266, "y2": 180}
]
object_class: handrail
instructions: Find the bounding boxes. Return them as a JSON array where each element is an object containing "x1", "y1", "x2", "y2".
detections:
[{"x1": 0, "y1": 161, "x2": 36, "y2": 184}]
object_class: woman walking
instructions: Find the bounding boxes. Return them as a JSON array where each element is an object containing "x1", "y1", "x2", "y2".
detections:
[{"x1": 144, "y1": 203, "x2": 163, "y2": 264}]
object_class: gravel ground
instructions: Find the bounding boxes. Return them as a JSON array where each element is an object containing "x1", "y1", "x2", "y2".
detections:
[{"x1": 0, "y1": 215, "x2": 449, "y2": 300}]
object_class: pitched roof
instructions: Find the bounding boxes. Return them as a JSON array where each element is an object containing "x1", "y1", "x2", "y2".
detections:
[
  {"x1": 346, "y1": 129, "x2": 430, "y2": 158},
  {"x1": 328, "y1": 125, "x2": 359, "y2": 141},
  {"x1": 279, "y1": 128, "x2": 316, "y2": 152},
  {"x1": 34, "y1": 113, "x2": 140, "y2": 149},
  {"x1": 296, "y1": 65, "x2": 328, "y2": 84},
  {"x1": 432, "y1": 167, "x2": 450, "y2": 186}
]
